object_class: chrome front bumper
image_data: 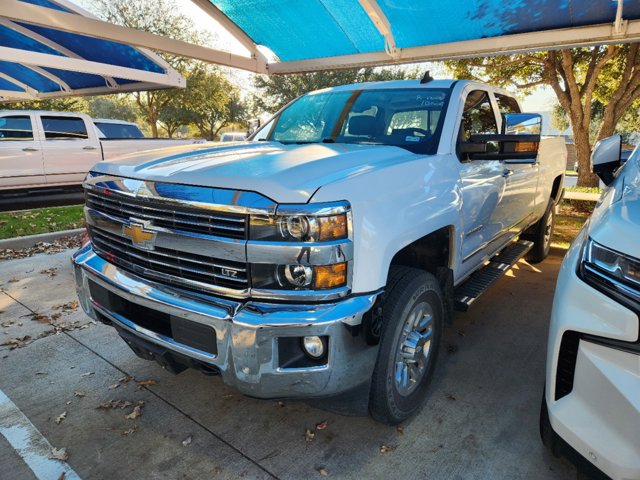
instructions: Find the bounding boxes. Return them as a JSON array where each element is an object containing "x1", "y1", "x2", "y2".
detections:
[{"x1": 73, "y1": 243, "x2": 379, "y2": 399}]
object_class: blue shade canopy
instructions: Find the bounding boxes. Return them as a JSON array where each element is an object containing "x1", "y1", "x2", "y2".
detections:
[
  {"x1": 0, "y1": 0, "x2": 183, "y2": 101},
  {"x1": 206, "y1": 0, "x2": 640, "y2": 71}
]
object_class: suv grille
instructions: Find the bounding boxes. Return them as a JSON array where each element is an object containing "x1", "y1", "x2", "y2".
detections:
[
  {"x1": 86, "y1": 190, "x2": 247, "y2": 239},
  {"x1": 89, "y1": 226, "x2": 248, "y2": 293}
]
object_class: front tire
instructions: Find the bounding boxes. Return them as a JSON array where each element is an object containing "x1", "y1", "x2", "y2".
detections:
[
  {"x1": 526, "y1": 199, "x2": 555, "y2": 264},
  {"x1": 369, "y1": 267, "x2": 444, "y2": 425}
]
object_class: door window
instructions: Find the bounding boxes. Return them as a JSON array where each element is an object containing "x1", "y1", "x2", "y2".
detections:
[
  {"x1": 460, "y1": 90, "x2": 498, "y2": 141},
  {"x1": 0, "y1": 116, "x2": 33, "y2": 141},
  {"x1": 495, "y1": 94, "x2": 521, "y2": 115},
  {"x1": 41, "y1": 116, "x2": 88, "y2": 140}
]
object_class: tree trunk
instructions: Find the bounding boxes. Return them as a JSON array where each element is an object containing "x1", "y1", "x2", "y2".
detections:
[{"x1": 573, "y1": 126, "x2": 599, "y2": 187}]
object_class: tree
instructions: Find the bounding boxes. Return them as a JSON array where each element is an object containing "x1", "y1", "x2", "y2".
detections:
[
  {"x1": 2, "y1": 97, "x2": 86, "y2": 112},
  {"x1": 254, "y1": 67, "x2": 415, "y2": 112},
  {"x1": 85, "y1": 95, "x2": 138, "y2": 122},
  {"x1": 183, "y1": 67, "x2": 247, "y2": 140},
  {"x1": 93, "y1": 0, "x2": 208, "y2": 137},
  {"x1": 446, "y1": 45, "x2": 640, "y2": 187}
]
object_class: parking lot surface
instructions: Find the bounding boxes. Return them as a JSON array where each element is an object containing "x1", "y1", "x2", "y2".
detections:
[{"x1": 1, "y1": 248, "x2": 577, "y2": 479}]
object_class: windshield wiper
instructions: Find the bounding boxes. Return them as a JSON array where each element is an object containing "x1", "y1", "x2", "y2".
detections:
[{"x1": 292, "y1": 138, "x2": 335, "y2": 145}]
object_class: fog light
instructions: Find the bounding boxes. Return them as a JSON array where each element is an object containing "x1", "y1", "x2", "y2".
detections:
[{"x1": 302, "y1": 336, "x2": 325, "y2": 358}]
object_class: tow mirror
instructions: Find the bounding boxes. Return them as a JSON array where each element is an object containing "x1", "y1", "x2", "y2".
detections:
[
  {"x1": 247, "y1": 118, "x2": 261, "y2": 136},
  {"x1": 591, "y1": 134, "x2": 621, "y2": 186},
  {"x1": 464, "y1": 113, "x2": 541, "y2": 161}
]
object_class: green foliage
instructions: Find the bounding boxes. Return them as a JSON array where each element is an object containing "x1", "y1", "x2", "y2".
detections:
[
  {"x1": 85, "y1": 95, "x2": 138, "y2": 122},
  {"x1": 2, "y1": 97, "x2": 87, "y2": 112},
  {"x1": 254, "y1": 67, "x2": 416, "y2": 112}
]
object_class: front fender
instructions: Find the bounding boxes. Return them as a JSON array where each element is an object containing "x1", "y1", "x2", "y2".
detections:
[{"x1": 310, "y1": 153, "x2": 461, "y2": 293}]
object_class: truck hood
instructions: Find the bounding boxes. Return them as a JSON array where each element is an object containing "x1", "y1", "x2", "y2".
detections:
[
  {"x1": 588, "y1": 157, "x2": 640, "y2": 259},
  {"x1": 91, "y1": 141, "x2": 415, "y2": 203}
]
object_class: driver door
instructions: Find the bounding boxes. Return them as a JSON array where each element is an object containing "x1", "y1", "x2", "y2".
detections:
[{"x1": 457, "y1": 90, "x2": 511, "y2": 274}]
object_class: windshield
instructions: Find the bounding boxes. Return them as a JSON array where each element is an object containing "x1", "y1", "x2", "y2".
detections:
[
  {"x1": 95, "y1": 122, "x2": 144, "y2": 139},
  {"x1": 264, "y1": 88, "x2": 450, "y2": 153}
]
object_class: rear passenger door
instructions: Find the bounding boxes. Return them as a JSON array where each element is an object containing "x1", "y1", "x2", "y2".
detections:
[
  {"x1": 0, "y1": 114, "x2": 45, "y2": 189},
  {"x1": 39, "y1": 115, "x2": 101, "y2": 186},
  {"x1": 493, "y1": 93, "x2": 539, "y2": 233}
]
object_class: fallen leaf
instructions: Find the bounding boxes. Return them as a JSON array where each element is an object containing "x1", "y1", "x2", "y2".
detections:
[
  {"x1": 73, "y1": 391, "x2": 86, "y2": 398},
  {"x1": 49, "y1": 447, "x2": 69, "y2": 461},
  {"x1": 8, "y1": 277, "x2": 19, "y2": 283},
  {"x1": 118, "y1": 376, "x2": 133, "y2": 384},
  {"x1": 96, "y1": 400, "x2": 132, "y2": 410},
  {"x1": 53, "y1": 301, "x2": 79, "y2": 312},
  {"x1": 304, "y1": 428, "x2": 315, "y2": 443},
  {"x1": 396, "y1": 426, "x2": 404, "y2": 435},
  {"x1": 66, "y1": 401, "x2": 72, "y2": 405},
  {"x1": 182, "y1": 436, "x2": 192, "y2": 447},
  {"x1": 108, "y1": 384, "x2": 120, "y2": 390},
  {"x1": 125, "y1": 401, "x2": 144, "y2": 420},
  {"x1": 1, "y1": 320, "x2": 14, "y2": 327},
  {"x1": 1, "y1": 335, "x2": 32, "y2": 349},
  {"x1": 54, "y1": 412, "x2": 66, "y2": 425},
  {"x1": 40, "y1": 268, "x2": 58, "y2": 277},
  {"x1": 137, "y1": 379, "x2": 157, "y2": 387},
  {"x1": 35, "y1": 371, "x2": 48, "y2": 376},
  {"x1": 30, "y1": 313, "x2": 51, "y2": 324},
  {"x1": 80, "y1": 372, "x2": 94, "y2": 377},
  {"x1": 277, "y1": 401, "x2": 285, "y2": 408},
  {"x1": 315, "y1": 421, "x2": 328, "y2": 431},
  {"x1": 317, "y1": 467, "x2": 329, "y2": 476},
  {"x1": 122, "y1": 426, "x2": 137, "y2": 436},
  {"x1": 380, "y1": 444, "x2": 396, "y2": 454},
  {"x1": 446, "y1": 393, "x2": 456, "y2": 401}
]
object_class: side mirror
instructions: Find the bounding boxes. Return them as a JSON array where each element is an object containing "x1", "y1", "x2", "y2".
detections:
[
  {"x1": 463, "y1": 113, "x2": 542, "y2": 161},
  {"x1": 591, "y1": 134, "x2": 621, "y2": 186}
]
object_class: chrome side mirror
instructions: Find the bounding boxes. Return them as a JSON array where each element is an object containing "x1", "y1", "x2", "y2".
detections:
[
  {"x1": 502, "y1": 113, "x2": 542, "y2": 136},
  {"x1": 591, "y1": 134, "x2": 621, "y2": 186}
]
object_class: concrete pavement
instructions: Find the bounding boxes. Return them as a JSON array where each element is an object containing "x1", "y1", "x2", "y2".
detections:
[{"x1": 0, "y1": 248, "x2": 578, "y2": 479}]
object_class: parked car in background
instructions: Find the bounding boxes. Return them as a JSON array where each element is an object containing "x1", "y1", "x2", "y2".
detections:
[
  {"x1": 73, "y1": 79, "x2": 566, "y2": 425},
  {"x1": 0, "y1": 111, "x2": 205, "y2": 192},
  {"x1": 219, "y1": 131, "x2": 246, "y2": 142},
  {"x1": 541, "y1": 134, "x2": 640, "y2": 480},
  {"x1": 94, "y1": 119, "x2": 145, "y2": 139}
]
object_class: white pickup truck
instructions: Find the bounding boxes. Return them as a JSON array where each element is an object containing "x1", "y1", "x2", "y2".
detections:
[
  {"x1": 73, "y1": 79, "x2": 566, "y2": 424},
  {"x1": 0, "y1": 110, "x2": 202, "y2": 192}
]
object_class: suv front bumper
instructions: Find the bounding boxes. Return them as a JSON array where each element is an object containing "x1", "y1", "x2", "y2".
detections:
[
  {"x1": 545, "y1": 229, "x2": 640, "y2": 480},
  {"x1": 73, "y1": 243, "x2": 379, "y2": 399}
]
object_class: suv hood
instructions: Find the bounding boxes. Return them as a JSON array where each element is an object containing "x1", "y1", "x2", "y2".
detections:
[
  {"x1": 91, "y1": 141, "x2": 415, "y2": 203},
  {"x1": 588, "y1": 155, "x2": 640, "y2": 259}
]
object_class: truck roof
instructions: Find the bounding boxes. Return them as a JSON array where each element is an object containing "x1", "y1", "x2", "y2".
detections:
[{"x1": 310, "y1": 79, "x2": 514, "y2": 98}]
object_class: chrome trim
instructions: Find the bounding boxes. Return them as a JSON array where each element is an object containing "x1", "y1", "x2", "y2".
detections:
[
  {"x1": 247, "y1": 239, "x2": 353, "y2": 265},
  {"x1": 85, "y1": 172, "x2": 277, "y2": 215},
  {"x1": 251, "y1": 285, "x2": 351, "y2": 302},
  {"x1": 275, "y1": 200, "x2": 351, "y2": 216},
  {"x1": 85, "y1": 207, "x2": 247, "y2": 263}
]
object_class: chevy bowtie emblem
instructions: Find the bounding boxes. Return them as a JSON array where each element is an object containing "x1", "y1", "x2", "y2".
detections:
[{"x1": 123, "y1": 220, "x2": 156, "y2": 250}]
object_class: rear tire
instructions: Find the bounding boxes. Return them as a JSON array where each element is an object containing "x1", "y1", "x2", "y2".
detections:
[
  {"x1": 369, "y1": 267, "x2": 444, "y2": 425},
  {"x1": 525, "y1": 199, "x2": 555, "y2": 264}
]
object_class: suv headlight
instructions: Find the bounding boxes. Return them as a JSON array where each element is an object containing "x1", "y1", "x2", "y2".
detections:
[{"x1": 579, "y1": 237, "x2": 640, "y2": 308}]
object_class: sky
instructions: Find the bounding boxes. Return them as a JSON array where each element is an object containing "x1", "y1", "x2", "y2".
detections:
[{"x1": 70, "y1": 0, "x2": 558, "y2": 113}]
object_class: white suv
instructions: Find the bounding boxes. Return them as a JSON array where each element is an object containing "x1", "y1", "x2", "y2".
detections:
[{"x1": 541, "y1": 135, "x2": 640, "y2": 480}]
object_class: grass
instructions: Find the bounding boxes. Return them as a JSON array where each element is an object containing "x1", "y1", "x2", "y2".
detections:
[
  {"x1": 551, "y1": 201, "x2": 591, "y2": 249},
  {"x1": 565, "y1": 185, "x2": 602, "y2": 195},
  {"x1": 565, "y1": 169, "x2": 577, "y2": 176},
  {"x1": 0, "y1": 205, "x2": 84, "y2": 240}
]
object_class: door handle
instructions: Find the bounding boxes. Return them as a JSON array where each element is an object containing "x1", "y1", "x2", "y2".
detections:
[
  {"x1": 502, "y1": 169, "x2": 513, "y2": 177},
  {"x1": 83, "y1": 146, "x2": 97, "y2": 150},
  {"x1": 22, "y1": 147, "x2": 38, "y2": 152}
]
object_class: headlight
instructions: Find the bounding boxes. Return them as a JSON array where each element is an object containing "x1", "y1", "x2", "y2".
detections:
[
  {"x1": 249, "y1": 201, "x2": 349, "y2": 242},
  {"x1": 579, "y1": 238, "x2": 640, "y2": 307}
]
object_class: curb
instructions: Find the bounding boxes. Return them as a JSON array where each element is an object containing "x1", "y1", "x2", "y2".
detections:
[
  {"x1": 563, "y1": 191, "x2": 600, "y2": 201},
  {"x1": 0, "y1": 228, "x2": 85, "y2": 250}
]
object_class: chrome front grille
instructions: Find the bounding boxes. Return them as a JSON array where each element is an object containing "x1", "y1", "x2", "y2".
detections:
[
  {"x1": 86, "y1": 190, "x2": 247, "y2": 240},
  {"x1": 89, "y1": 226, "x2": 248, "y2": 293}
]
